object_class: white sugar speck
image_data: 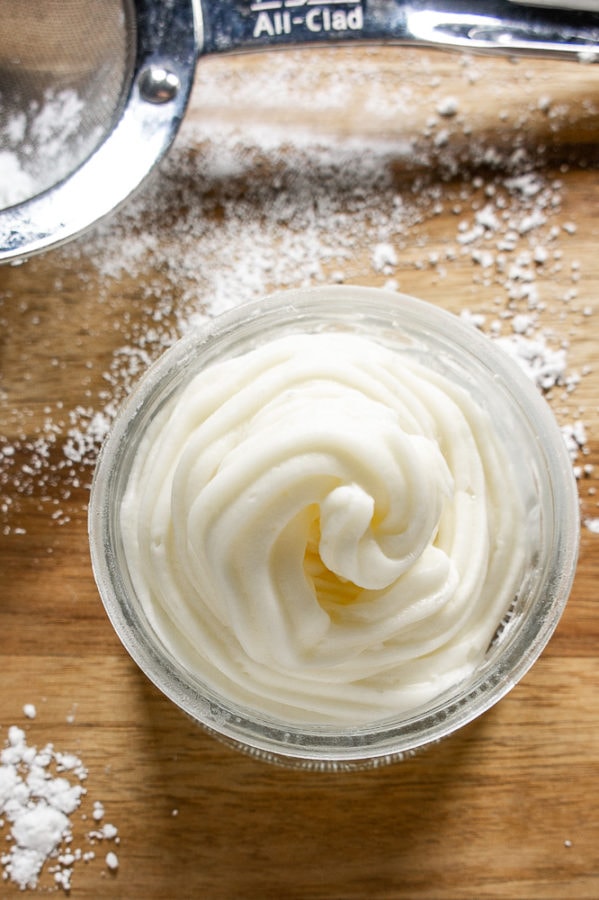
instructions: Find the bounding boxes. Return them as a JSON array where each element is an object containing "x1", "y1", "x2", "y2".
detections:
[
  {"x1": 436, "y1": 96, "x2": 459, "y2": 117},
  {"x1": 105, "y1": 850, "x2": 119, "y2": 871},
  {"x1": 371, "y1": 242, "x2": 398, "y2": 273},
  {"x1": 92, "y1": 801, "x2": 105, "y2": 822}
]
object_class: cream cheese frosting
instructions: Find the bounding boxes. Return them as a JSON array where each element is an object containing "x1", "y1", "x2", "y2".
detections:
[{"x1": 120, "y1": 331, "x2": 526, "y2": 724}]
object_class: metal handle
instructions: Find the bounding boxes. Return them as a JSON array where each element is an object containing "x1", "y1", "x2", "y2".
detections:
[{"x1": 198, "y1": 0, "x2": 599, "y2": 58}]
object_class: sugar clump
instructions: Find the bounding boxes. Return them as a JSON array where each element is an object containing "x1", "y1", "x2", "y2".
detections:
[{"x1": 0, "y1": 714, "x2": 120, "y2": 892}]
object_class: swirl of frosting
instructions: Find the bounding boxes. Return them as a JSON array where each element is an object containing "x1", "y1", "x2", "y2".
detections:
[{"x1": 121, "y1": 332, "x2": 525, "y2": 723}]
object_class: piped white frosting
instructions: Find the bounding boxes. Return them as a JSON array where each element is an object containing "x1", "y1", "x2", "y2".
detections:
[{"x1": 121, "y1": 332, "x2": 526, "y2": 724}]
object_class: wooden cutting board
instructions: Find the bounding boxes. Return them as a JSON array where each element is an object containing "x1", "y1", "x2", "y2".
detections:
[{"x1": 1, "y1": 45, "x2": 598, "y2": 898}]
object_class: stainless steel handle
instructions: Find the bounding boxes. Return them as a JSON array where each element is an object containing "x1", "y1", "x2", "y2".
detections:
[{"x1": 198, "y1": 0, "x2": 599, "y2": 59}]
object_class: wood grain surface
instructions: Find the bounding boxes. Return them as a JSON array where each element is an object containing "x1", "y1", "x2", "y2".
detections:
[{"x1": 1, "y1": 46, "x2": 599, "y2": 898}]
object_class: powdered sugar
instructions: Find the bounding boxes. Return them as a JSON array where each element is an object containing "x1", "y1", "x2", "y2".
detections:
[
  {"x1": 0, "y1": 49, "x2": 597, "y2": 533},
  {"x1": 0, "y1": 716, "x2": 119, "y2": 892},
  {"x1": 0, "y1": 151, "x2": 36, "y2": 209},
  {"x1": 0, "y1": 88, "x2": 96, "y2": 208},
  {"x1": 105, "y1": 850, "x2": 119, "y2": 871},
  {"x1": 492, "y1": 334, "x2": 569, "y2": 391}
]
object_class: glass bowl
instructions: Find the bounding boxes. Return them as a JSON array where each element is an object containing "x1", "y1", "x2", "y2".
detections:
[{"x1": 88, "y1": 285, "x2": 579, "y2": 769}]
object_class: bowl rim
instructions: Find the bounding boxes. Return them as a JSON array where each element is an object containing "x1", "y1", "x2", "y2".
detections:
[{"x1": 89, "y1": 285, "x2": 580, "y2": 766}]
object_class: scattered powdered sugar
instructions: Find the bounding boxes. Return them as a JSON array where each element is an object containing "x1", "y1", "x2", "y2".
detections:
[
  {"x1": 0, "y1": 49, "x2": 597, "y2": 531},
  {"x1": 0, "y1": 716, "x2": 119, "y2": 892},
  {"x1": 493, "y1": 333, "x2": 569, "y2": 391}
]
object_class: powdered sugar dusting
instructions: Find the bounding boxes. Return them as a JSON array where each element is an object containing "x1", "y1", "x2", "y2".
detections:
[
  {"x1": 0, "y1": 49, "x2": 597, "y2": 532},
  {"x1": 0, "y1": 88, "x2": 100, "y2": 208}
]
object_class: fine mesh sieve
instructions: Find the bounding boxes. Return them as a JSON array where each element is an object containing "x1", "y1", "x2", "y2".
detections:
[
  {"x1": 0, "y1": 1, "x2": 131, "y2": 205},
  {"x1": 0, "y1": 0, "x2": 198, "y2": 262},
  {"x1": 1, "y1": 0, "x2": 598, "y2": 263}
]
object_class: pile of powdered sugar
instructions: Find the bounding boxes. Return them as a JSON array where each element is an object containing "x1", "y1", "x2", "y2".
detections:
[
  {"x1": 0, "y1": 49, "x2": 597, "y2": 531},
  {"x1": 0, "y1": 709, "x2": 119, "y2": 892}
]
